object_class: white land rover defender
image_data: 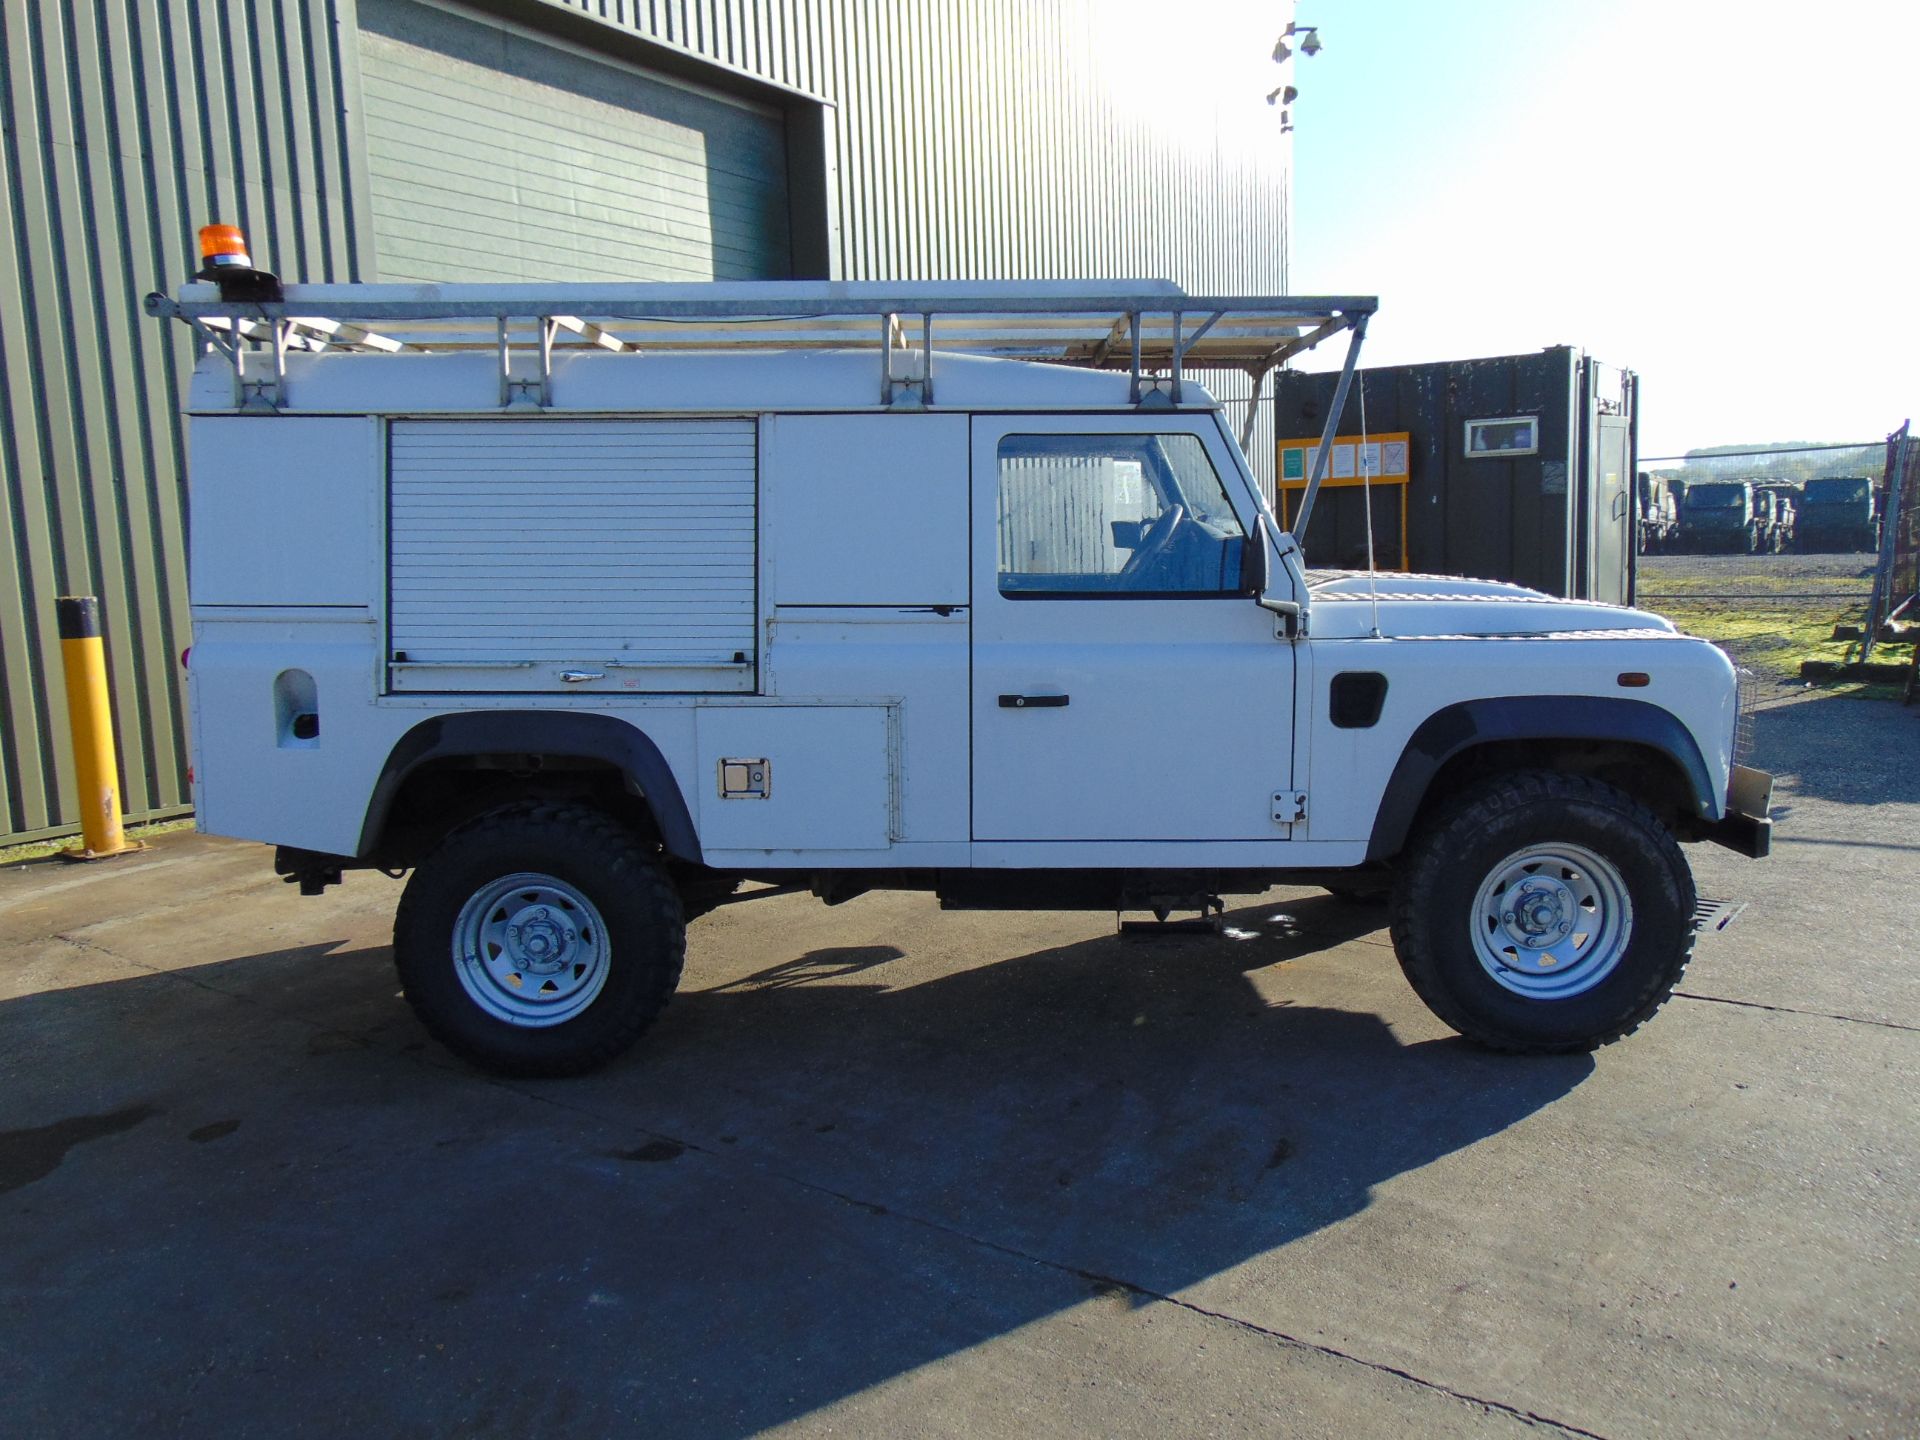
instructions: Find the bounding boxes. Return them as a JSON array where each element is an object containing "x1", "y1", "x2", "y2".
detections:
[{"x1": 151, "y1": 253, "x2": 1772, "y2": 1076}]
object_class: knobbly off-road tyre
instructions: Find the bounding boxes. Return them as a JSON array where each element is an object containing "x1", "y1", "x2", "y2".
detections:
[
  {"x1": 394, "y1": 802, "x2": 685, "y2": 1077},
  {"x1": 1389, "y1": 771, "x2": 1695, "y2": 1053}
]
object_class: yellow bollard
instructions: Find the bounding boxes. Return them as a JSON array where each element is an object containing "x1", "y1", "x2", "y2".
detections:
[{"x1": 56, "y1": 596, "x2": 143, "y2": 860}]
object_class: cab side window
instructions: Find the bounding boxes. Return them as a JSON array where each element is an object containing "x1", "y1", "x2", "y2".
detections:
[{"x1": 996, "y1": 433, "x2": 1247, "y2": 597}]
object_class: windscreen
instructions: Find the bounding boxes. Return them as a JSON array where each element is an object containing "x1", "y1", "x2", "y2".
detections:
[{"x1": 1805, "y1": 478, "x2": 1869, "y2": 504}]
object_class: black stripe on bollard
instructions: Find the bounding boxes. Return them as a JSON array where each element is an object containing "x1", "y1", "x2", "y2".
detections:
[{"x1": 56, "y1": 595, "x2": 102, "y2": 639}]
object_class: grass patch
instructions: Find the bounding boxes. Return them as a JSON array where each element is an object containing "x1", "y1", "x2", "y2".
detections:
[
  {"x1": 0, "y1": 817, "x2": 196, "y2": 867},
  {"x1": 1649, "y1": 596, "x2": 1915, "y2": 688}
]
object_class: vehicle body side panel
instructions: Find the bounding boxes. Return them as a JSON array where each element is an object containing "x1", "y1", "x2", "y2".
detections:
[
  {"x1": 1293, "y1": 635, "x2": 1733, "y2": 853},
  {"x1": 762, "y1": 412, "x2": 969, "y2": 606},
  {"x1": 761, "y1": 609, "x2": 969, "y2": 844},
  {"x1": 190, "y1": 417, "x2": 381, "y2": 606},
  {"x1": 192, "y1": 611, "x2": 388, "y2": 853},
  {"x1": 693, "y1": 705, "x2": 892, "y2": 852}
]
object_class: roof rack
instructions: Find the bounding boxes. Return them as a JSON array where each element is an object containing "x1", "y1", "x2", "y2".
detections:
[{"x1": 147, "y1": 277, "x2": 1373, "y2": 535}]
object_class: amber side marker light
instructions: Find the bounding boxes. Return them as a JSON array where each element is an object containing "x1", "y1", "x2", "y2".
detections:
[{"x1": 1617, "y1": 672, "x2": 1651, "y2": 688}]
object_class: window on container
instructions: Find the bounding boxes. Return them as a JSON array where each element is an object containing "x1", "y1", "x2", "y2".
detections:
[
  {"x1": 1465, "y1": 416, "x2": 1540, "y2": 456},
  {"x1": 996, "y1": 433, "x2": 1247, "y2": 597}
]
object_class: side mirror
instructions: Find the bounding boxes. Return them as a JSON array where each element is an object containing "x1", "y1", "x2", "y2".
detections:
[
  {"x1": 1249, "y1": 513, "x2": 1303, "y2": 628},
  {"x1": 1240, "y1": 514, "x2": 1271, "y2": 596}
]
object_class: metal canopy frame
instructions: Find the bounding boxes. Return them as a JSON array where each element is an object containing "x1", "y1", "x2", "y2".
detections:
[{"x1": 147, "y1": 278, "x2": 1375, "y2": 532}]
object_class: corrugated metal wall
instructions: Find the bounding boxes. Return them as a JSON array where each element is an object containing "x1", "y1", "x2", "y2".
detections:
[
  {"x1": 0, "y1": 0, "x2": 364, "y2": 842},
  {"x1": 553, "y1": 0, "x2": 1289, "y2": 291},
  {"x1": 0, "y1": 0, "x2": 1290, "y2": 844},
  {"x1": 551, "y1": 0, "x2": 1290, "y2": 489}
]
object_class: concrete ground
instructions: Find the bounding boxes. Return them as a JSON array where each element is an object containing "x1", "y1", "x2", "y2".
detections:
[{"x1": 3, "y1": 691, "x2": 1916, "y2": 1439}]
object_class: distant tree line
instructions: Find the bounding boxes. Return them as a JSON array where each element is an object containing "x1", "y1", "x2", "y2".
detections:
[{"x1": 1648, "y1": 441, "x2": 1881, "y2": 487}]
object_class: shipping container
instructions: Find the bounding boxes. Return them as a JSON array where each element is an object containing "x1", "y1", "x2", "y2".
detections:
[{"x1": 1272, "y1": 348, "x2": 1637, "y2": 603}]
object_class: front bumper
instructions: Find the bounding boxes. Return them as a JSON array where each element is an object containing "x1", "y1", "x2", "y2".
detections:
[{"x1": 1703, "y1": 763, "x2": 1773, "y2": 858}]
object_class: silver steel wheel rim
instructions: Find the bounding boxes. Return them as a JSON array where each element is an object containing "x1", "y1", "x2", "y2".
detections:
[
  {"x1": 451, "y1": 872, "x2": 611, "y2": 1027},
  {"x1": 1469, "y1": 843, "x2": 1633, "y2": 1000}
]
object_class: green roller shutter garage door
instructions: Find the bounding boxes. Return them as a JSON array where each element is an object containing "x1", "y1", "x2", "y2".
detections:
[{"x1": 355, "y1": 0, "x2": 792, "y2": 283}]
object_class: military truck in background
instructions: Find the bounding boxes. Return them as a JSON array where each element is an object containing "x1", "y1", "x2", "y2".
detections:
[
  {"x1": 1754, "y1": 483, "x2": 1801, "y2": 554},
  {"x1": 1677, "y1": 480, "x2": 1767, "y2": 554},
  {"x1": 1635, "y1": 472, "x2": 1681, "y2": 555},
  {"x1": 1794, "y1": 476, "x2": 1878, "y2": 553},
  {"x1": 1750, "y1": 486, "x2": 1794, "y2": 554}
]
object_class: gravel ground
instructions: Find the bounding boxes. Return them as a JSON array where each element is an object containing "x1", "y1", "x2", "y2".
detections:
[{"x1": 1638, "y1": 550, "x2": 1879, "y2": 596}]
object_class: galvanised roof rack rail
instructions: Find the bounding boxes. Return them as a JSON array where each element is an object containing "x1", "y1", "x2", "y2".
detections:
[{"x1": 147, "y1": 274, "x2": 1375, "y2": 538}]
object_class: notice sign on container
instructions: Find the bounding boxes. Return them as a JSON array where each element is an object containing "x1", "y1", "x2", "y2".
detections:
[
  {"x1": 1275, "y1": 430, "x2": 1413, "y2": 488},
  {"x1": 1272, "y1": 430, "x2": 1416, "y2": 570}
]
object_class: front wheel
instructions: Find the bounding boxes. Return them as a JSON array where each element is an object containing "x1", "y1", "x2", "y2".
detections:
[
  {"x1": 394, "y1": 803, "x2": 686, "y2": 1076},
  {"x1": 1390, "y1": 772, "x2": 1695, "y2": 1052}
]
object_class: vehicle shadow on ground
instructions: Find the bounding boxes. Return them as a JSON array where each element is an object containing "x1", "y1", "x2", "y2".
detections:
[
  {"x1": 1753, "y1": 691, "x2": 1920, "y2": 811},
  {"x1": 2, "y1": 895, "x2": 1593, "y2": 1437}
]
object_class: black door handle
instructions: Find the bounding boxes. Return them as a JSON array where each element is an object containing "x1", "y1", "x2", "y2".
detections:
[{"x1": 999, "y1": 693, "x2": 1069, "y2": 708}]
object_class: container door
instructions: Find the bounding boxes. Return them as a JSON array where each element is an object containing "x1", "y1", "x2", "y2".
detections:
[
  {"x1": 970, "y1": 415, "x2": 1294, "y2": 843},
  {"x1": 1590, "y1": 414, "x2": 1632, "y2": 606}
]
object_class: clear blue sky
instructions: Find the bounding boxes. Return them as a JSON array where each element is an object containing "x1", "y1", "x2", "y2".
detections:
[{"x1": 1283, "y1": 0, "x2": 1917, "y2": 455}]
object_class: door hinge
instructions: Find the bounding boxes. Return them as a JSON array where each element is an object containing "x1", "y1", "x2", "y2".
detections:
[{"x1": 1272, "y1": 791, "x2": 1308, "y2": 824}]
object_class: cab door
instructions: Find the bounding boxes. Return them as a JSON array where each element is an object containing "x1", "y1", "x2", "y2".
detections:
[{"x1": 970, "y1": 414, "x2": 1295, "y2": 843}]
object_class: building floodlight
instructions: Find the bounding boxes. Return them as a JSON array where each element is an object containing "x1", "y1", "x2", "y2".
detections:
[{"x1": 1272, "y1": 23, "x2": 1321, "y2": 63}]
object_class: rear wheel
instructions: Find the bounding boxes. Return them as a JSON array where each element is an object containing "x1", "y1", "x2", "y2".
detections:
[
  {"x1": 394, "y1": 802, "x2": 685, "y2": 1076},
  {"x1": 1390, "y1": 772, "x2": 1694, "y2": 1052}
]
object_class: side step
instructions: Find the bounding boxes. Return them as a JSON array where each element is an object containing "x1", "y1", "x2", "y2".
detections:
[{"x1": 1118, "y1": 894, "x2": 1225, "y2": 935}]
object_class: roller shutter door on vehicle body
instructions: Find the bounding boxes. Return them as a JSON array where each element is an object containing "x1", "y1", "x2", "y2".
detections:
[
  {"x1": 355, "y1": 0, "x2": 792, "y2": 284},
  {"x1": 387, "y1": 419, "x2": 758, "y2": 694}
]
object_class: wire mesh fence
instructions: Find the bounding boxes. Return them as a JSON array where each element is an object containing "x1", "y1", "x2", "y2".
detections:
[
  {"x1": 1895, "y1": 432, "x2": 1920, "y2": 609},
  {"x1": 1632, "y1": 425, "x2": 1917, "y2": 689},
  {"x1": 1629, "y1": 431, "x2": 1913, "y2": 688},
  {"x1": 1864, "y1": 422, "x2": 1917, "y2": 652},
  {"x1": 1638, "y1": 440, "x2": 1884, "y2": 565}
]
